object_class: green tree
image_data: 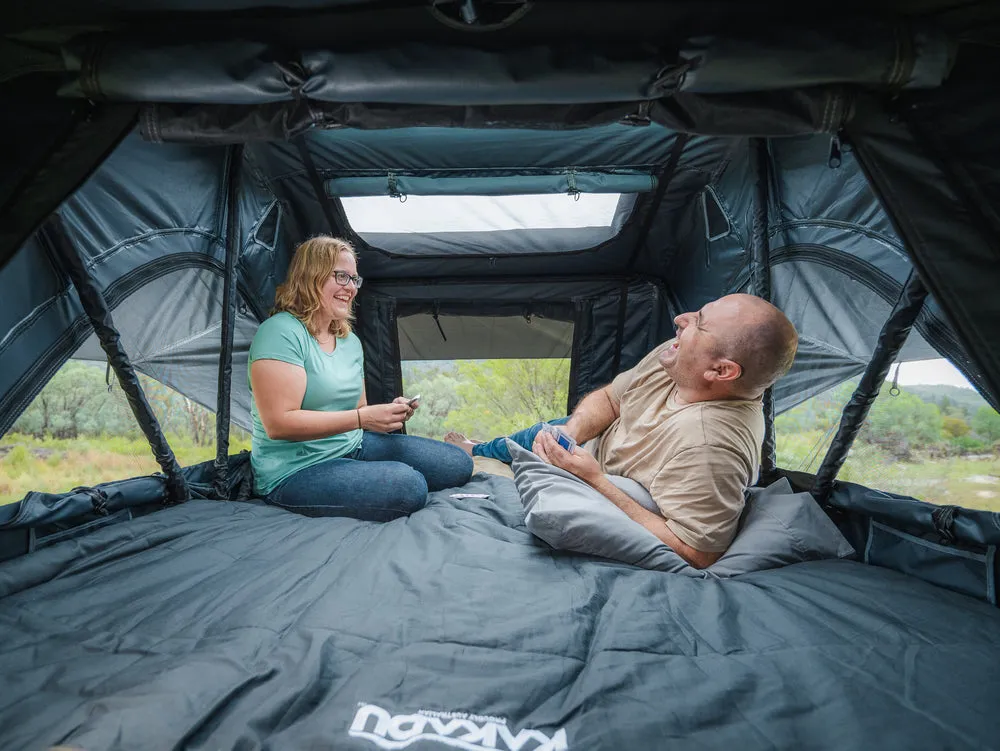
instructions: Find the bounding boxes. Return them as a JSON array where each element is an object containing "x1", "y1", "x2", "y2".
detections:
[
  {"x1": 942, "y1": 415, "x2": 971, "y2": 439},
  {"x1": 860, "y1": 390, "x2": 944, "y2": 459},
  {"x1": 403, "y1": 371, "x2": 464, "y2": 439},
  {"x1": 441, "y1": 359, "x2": 570, "y2": 439},
  {"x1": 972, "y1": 406, "x2": 1000, "y2": 443},
  {"x1": 12, "y1": 361, "x2": 113, "y2": 439},
  {"x1": 938, "y1": 394, "x2": 953, "y2": 415}
]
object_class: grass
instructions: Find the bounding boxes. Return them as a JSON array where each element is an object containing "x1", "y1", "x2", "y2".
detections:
[
  {"x1": 3, "y1": 430, "x2": 1000, "y2": 513},
  {"x1": 0, "y1": 432, "x2": 251, "y2": 505},
  {"x1": 777, "y1": 431, "x2": 1000, "y2": 512}
]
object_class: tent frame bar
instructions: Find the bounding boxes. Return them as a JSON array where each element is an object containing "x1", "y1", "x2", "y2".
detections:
[
  {"x1": 41, "y1": 214, "x2": 190, "y2": 504},
  {"x1": 750, "y1": 138, "x2": 777, "y2": 482},
  {"x1": 212, "y1": 145, "x2": 243, "y2": 500},
  {"x1": 812, "y1": 269, "x2": 928, "y2": 503}
]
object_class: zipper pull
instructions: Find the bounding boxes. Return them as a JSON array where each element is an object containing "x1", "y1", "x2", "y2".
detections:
[
  {"x1": 828, "y1": 134, "x2": 843, "y2": 169},
  {"x1": 432, "y1": 302, "x2": 447, "y2": 342}
]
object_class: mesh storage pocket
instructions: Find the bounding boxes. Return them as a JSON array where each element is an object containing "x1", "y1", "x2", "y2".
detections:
[{"x1": 864, "y1": 519, "x2": 996, "y2": 604}]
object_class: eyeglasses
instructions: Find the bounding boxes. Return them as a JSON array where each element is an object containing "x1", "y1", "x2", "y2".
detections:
[{"x1": 332, "y1": 271, "x2": 363, "y2": 289}]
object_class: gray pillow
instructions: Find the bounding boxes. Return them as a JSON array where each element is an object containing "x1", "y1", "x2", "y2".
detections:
[
  {"x1": 506, "y1": 439, "x2": 854, "y2": 577},
  {"x1": 508, "y1": 440, "x2": 690, "y2": 572}
]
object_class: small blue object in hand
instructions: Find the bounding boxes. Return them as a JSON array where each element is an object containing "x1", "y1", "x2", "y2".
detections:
[{"x1": 540, "y1": 423, "x2": 577, "y2": 453}]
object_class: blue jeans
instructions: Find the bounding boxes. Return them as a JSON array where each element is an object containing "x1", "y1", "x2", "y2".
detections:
[
  {"x1": 265, "y1": 432, "x2": 474, "y2": 522},
  {"x1": 471, "y1": 417, "x2": 570, "y2": 464}
]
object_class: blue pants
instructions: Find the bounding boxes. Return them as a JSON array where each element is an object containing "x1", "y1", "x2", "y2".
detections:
[
  {"x1": 265, "y1": 431, "x2": 474, "y2": 522},
  {"x1": 471, "y1": 417, "x2": 570, "y2": 464}
]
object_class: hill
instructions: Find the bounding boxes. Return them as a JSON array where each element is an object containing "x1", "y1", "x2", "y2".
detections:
[{"x1": 902, "y1": 383, "x2": 989, "y2": 418}]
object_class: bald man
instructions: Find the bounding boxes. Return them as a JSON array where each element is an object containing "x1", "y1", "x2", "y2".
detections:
[{"x1": 446, "y1": 294, "x2": 798, "y2": 568}]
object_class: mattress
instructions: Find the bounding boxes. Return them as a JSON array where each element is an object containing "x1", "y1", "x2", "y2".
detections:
[{"x1": 1, "y1": 472, "x2": 999, "y2": 750}]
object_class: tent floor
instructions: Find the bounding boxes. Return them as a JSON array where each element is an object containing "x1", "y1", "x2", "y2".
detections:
[{"x1": 2, "y1": 473, "x2": 999, "y2": 750}]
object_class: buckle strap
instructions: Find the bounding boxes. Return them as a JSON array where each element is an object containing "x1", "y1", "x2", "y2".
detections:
[
  {"x1": 931, "y1": 504, "x2": 958, "y2": 543},
  {"x1": 72, "y1": 486, "x2": 110, "y2": 517}
]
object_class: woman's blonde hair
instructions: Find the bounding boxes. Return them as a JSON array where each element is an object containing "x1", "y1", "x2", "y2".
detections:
[{"x1": 272, "y1": 236, "x2": 357, "y2": 338}]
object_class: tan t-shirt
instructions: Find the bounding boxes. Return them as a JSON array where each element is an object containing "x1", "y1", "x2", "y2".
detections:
[{"x1": 589, "y1": 340, "x2": 765, "y2": 553}]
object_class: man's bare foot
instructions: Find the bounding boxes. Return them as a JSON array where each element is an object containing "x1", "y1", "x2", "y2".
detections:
[{"x1": 444, "y1": 431, "x2": 482, "y2": 457}]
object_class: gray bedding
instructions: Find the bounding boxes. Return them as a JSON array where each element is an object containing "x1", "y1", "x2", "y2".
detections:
[{"x1": 1, "y1": 472, "x2": 999, "y2": 750}]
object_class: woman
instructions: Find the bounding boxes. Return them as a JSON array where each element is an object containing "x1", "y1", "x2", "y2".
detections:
[{"x1": 248, "y1": 235, "x2": 473, "y2": 520}]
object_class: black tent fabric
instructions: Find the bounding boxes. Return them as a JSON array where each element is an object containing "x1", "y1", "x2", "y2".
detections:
[{"x1": 2, "y1": 474, "x2": 1000, "y2": 751}]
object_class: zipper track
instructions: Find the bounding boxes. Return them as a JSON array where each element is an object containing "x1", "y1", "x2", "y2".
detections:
[{"x1": 730, "y1": 244, "x2": 981, "y2": 392}]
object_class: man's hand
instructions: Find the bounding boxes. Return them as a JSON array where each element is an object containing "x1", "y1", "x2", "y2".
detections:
[
  {"x1": 533, "y1": 431, "x2": 602, "y2": 485},
  {"x1": 535, "y1": 431, "x2": 722, "y2": 569}
]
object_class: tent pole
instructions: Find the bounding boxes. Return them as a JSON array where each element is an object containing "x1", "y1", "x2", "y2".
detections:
[
  {"x1": 750, "y1": 138, "x2": 777, "y2": 482},
  {"x1": 42, "y1": 215, "x2": 190, "y2": 504},
  {"x1": 812, "y1": 270, "x2": 928, "y2": 504},
  {"x1": 213, "y1": 145, "x2": 243, "y2": 500}
]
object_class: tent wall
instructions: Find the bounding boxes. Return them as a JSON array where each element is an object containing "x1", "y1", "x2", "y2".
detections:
[
  {"x1": 846, "y1": 46, "x2": 1000, "y2": 409},
  {"x1": 670, "y1": 134, "x2": 998, "y2": 414},
  {"x1": 0, "y1": 135, "x2": 279, "y2": 436},
  {"x1": 6, "y1": 119, "x2": 1000, "y2": 438},
  {"x1": 3, "y1": 30, "x2": 1000, "y2": 467}
]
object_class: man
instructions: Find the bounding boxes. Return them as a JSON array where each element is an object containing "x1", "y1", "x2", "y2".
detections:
[{"x1": 445, "y1": 294, "x2": 798, "y2": 569}]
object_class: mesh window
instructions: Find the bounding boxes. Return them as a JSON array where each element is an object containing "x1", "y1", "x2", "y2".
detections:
[
  {"x1": 0, "y1": 358, "x2": 249, "y2": 505},
  {"x1": 340, "y1": 193, "x2": 639, "y2": 256},
  {"x1": 777, "y1": 359, "x2": 1000, "y2": 513},
  {"x1": 398, "y1": 314, "x2": 573, "y2": 361},
  {"x1": 401, "y1": 358, "x2": 571, "y2": 443}
]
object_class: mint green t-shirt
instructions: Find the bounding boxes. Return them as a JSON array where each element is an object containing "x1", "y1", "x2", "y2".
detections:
[{"x1": 248, "y1": 311, "x2": 364, "y2": 495}]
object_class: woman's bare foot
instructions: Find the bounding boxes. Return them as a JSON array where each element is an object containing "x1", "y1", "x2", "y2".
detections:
[{"x1": 444, "y1": 431, "x2": 482, "y2": 456}]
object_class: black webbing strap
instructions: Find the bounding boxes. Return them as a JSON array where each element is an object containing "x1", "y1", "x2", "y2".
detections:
[
  {"x1": 931, "y1": 504, "x2": 959, "y2": 543},
  {"x1": 294, "y1": 135, "x2": 343, "y2": 235},
  {"x1": 610, "y1": 281, "x2": 629, "y2": 375},
  {"x1": 43, "y1": 215, "x2": 190, "y2": 504},
  {"x1": 626, "y1": 132, "x2": 690, "y2": 269},
  {"x1": 72, "y1": 486, "x2": 110, "y2": 516},
  {"x1": 751, "y1": 138, "x2": 777, "y2": 482},
  {"x1": 813, "y1": 270, "x2": 929, "y2": 503},
  {"x1": 213, "y1": 144, "x2": 243, "y2": 500}
]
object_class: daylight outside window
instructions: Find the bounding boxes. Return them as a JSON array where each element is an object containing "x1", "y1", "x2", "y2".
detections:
[
  {"x1": 777, "y1": 358, "x2": 1000, "y2": 512},
  {"x1": 341, "y1": 192, "x2": 623, "y2": 233}
]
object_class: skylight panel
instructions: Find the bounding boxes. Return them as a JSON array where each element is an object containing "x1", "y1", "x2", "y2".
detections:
[{"x1": 341, "y1": 193, "x2": 622, "y2": 234}]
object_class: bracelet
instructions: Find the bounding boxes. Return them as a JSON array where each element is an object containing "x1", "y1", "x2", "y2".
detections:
[{"x1": 356, "y1": 408, "x2": 362, "y2": 430}]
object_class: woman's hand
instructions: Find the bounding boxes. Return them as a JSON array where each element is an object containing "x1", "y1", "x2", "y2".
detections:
[
  {"x1": 359, "y1": 403, "x2": 411, "y2": 433},
  {"x1": 392, "y1": 396, "x2": 418, "y2": 421}
]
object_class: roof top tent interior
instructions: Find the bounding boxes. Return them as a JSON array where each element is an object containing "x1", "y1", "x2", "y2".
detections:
[{"x1": 3, "y1": 1, "x2": 1000, "y2": 748}]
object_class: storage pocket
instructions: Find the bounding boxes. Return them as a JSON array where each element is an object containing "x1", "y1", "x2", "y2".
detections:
[
  {"x1": 33, "y1": 509, "x2": 133, "y2": 550},
  {"x1": 865, "y1": 519, "x2": 996, "y2": 604}
]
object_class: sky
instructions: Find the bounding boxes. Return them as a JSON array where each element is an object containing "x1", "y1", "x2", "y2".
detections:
[{"x1": 889, "y1": 359, "x2": 974, "y2": 389}]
